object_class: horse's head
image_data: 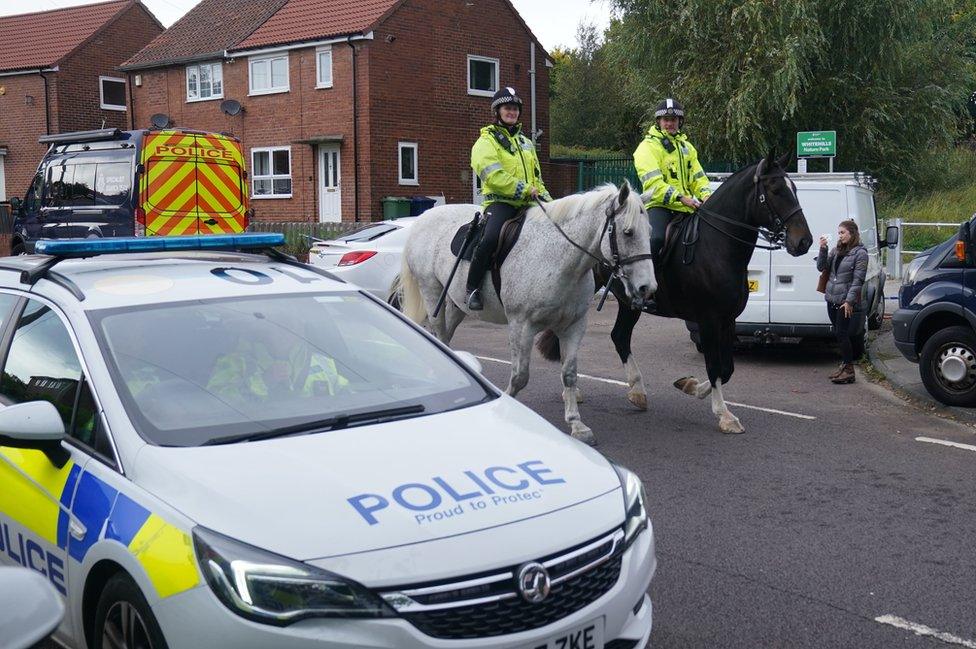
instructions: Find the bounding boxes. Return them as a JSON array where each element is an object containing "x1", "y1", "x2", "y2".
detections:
[
  {"x1": 600, "y1": 181, "x2": 657, "y2": 307},
  {"x1": 751, "y1": 152, "x2": 813, "y2": 257}
]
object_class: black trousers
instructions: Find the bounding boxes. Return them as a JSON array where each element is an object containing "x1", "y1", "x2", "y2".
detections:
[
  {"x1": 648, "y1": 207, "x2": 682, "y2": 259},
  {"x1": 466, "y1": 202, "x2": 519, "y2": 292},
  {"x1": 827, "y1": 303, "x2": 864, "y2": 363}
]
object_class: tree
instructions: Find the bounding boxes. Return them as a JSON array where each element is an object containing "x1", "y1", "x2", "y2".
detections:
[{"x1": 606, "y1": 0, "x2": 976, "y2": 192}]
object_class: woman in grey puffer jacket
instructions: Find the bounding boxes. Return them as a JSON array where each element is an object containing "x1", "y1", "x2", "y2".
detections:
[{"x1": 817, "y1": 219, "x2": 868, "y2": 384}]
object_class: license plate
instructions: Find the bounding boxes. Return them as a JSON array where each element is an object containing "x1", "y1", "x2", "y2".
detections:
[
  {"x1": 748, "y1": 279, "x2": 759, "y2": 292},
  {"x1": 528, "y1": 618, "x2": 604, "y2": 649}
]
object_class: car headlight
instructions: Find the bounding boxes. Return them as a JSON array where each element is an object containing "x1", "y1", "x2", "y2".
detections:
[
  {"x1": 614, "y1": 465, "x2": 648, "y2": 548},
  {"x1": 903, "y1": 255, "x2": 926, "y2": 286},
  {"x1": 193, "y1": 527, "x2": 395, "y2": 626}
]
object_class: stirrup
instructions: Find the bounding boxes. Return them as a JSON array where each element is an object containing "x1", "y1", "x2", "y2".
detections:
[{"x1": 466, "y1": 289, "x2": 484, "y2": 311}]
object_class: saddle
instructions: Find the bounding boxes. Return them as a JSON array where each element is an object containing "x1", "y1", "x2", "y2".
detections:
[
  {"x1": 450, "y1": 208, "x2": 528, "y2": 301},
  {"x1": 658, "y1": 210, "x2": 701, "y2": 268}
]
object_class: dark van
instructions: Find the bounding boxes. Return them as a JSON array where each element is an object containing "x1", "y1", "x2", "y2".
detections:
[
  {"x1": 892, "y1": 215, "x2": 976, "y2": 406},
  {"x1": 10, "y1": 127, "x2": 249, "y2": 254}
]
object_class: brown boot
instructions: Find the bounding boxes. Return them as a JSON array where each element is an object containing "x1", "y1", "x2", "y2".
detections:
[
  {"x1": 828, "y1": 363, "x2": 846, "y2": 380},
  {"x1": 831, "y1": 363, "x2": 855, "y2": 384}
]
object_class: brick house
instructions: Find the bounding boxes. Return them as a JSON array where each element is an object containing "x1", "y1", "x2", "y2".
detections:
[
  {"x1": 122, "y1": 0, "x2": 552, "y2": 223},
  {"x1": 0, "y1": 0, "x2": 163, "y2": 202}
]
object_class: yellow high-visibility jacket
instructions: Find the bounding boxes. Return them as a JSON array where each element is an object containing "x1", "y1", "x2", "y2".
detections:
[
  {"x1": 471, "y1": 124, "x2": 551, "y2": 208},
  {"x1": 633, "y1": 125, "x2": 711, "y2": 213}
]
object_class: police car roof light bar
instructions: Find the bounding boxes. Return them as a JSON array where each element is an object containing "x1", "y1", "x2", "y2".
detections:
[
  {"x1": 34, "y1": 233, "x2": 287, "y2": 257},
  {"x1": 38, "y1": 128, "x2": 124, "y2": 145}
]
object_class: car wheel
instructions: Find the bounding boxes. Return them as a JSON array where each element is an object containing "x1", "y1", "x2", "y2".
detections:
[
  {"x1": 11, "y1": 241, "x2": 25, "y2": 256},
  {"x1": 919, "y1": 326, "x2": 976, "y2": 407},
  {"x1": 93, "y1": 573, "x2": 169, "y2": 649},
  {"x1": 868, "y1": 295, "x2": 885, "y2": 331}
]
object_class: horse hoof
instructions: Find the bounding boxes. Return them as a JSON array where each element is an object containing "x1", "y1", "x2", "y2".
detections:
[
  {"x1": 673, "y1": 376, "x2": 698, "y2": 396},
  {"x1": 720, "y1": 416, "x2": 745, "y2": 434},
  {"x1": 627, "y1": 391, "x2": 648, "y2": 411},
  {"x1": 570, "y1": 425, "x2": 597, "y2": 446}
]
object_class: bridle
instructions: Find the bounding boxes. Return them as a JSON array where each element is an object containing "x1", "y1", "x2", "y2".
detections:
[
  {"x1": 696, "y1": 162, "x2": 805, "y2": 251},
  {"x1": 535, "y1": 196, "x2": 653, "y2": 309}
]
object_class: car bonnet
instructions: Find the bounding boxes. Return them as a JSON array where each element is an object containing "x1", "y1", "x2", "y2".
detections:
[{"x1": 131, "y1": 397, "x2": 625, "y2": 585}]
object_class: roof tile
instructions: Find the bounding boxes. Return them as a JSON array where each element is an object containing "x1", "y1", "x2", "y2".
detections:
[
  {"x1": 0, "y1": 0, "x2": 133, "y2": 73},
  {"x1": 233, "y1": 0, "x2": 399, "y2": 51},
  {"x1": 123, "y1": 0, "x2": 289, "y2": 69}
]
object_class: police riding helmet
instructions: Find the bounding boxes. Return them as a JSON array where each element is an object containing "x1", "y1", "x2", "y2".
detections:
[
  {"x1": 491, "y1": 86, "x2": 524, "y2": 116},
  {"x1": 654, "y1": 98, "x2": 684, "y2": 128}
]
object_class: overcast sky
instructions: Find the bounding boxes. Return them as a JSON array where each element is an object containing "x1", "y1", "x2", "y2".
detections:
[{"x1": 4, "y1": 0, "x2": 615, "y2": 51}]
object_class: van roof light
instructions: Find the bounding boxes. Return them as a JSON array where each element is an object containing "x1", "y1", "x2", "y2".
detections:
[{"x1": 34, "y1": 233, "x2": 285, "y2": 257}]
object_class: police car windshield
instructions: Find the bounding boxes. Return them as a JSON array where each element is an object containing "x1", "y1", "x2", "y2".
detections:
[{"x1": 89, "y1": 293, "x2": 492, "y2": 446}]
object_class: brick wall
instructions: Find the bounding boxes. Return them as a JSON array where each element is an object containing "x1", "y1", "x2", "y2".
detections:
[
  {"x1": 366, "y1": 0, "x2": 552, "y2": 213},
  {"x1": 0, "y1": 3, "x2": 160, "y2": 202},
  {"x1": 131, "y1": 42, "x2": 370, "y2": 222},
  {"x1": 0, "y1": 73, "x2": 54, "y2": 200}
]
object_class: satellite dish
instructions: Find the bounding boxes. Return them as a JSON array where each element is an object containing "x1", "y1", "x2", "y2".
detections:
[
  {"x1": 150, "y1": 113, "x2": 171, "y2": 129},
  {"x1": 220, "y1": 99, "x2": 243, "y2": 116}
]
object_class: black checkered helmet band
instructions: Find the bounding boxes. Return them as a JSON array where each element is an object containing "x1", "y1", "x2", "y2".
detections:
[
  {"x1": 492, "y1": 86, "x2": 524, "y2": 112},
  {"x1": 654, "y1": 98, "x2": 685, "y2": 118}
]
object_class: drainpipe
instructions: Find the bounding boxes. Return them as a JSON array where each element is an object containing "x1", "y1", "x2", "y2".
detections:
[
  {"x1": 38, "y1": 70, "x2": 51, "y2": 135},
  {"x1": 347, "y1": 36, "x2": 360, "y2": 222},
  {"x1": 126, "y1": 72, "x2": 135, "y2": 130},
  {"x1": 530, "y1": 42, "x2": 537, "y2": 144}
]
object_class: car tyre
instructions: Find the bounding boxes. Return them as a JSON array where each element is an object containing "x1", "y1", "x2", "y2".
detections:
[
  {"x1": 868, "y1": 295, "x2": 884, "y2": 331},
  {"x1": 919, "y1": 326, "x2": 976, "y2": 407},
  {"x1": 11, "y1": 241, "x2": 25, "y2": 256},
  {"x1": 93, "y1": 573, "x2": 169, "y2": 649}
]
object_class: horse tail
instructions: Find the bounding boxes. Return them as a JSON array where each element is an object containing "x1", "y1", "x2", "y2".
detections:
[
  {"x1": 535, "y1": 329, "x2": 561, "y2": 362},
  {"x1": 399, "y1": 258, "x2": 428, "y2": 325}
]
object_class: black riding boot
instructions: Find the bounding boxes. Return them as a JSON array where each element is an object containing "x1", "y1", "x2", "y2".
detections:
[{"x1": 465, "y1": 238, "x2": 494, "y2": 311}]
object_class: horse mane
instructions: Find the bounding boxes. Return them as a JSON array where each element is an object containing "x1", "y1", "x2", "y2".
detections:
[{"x1": 540, "y1": 183, "x2": 642, "y2": 231}]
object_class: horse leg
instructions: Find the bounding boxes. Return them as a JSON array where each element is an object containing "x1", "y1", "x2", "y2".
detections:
[
  {"x1": 441, "y1": 300, "x2": 467, "y2": 345},
  {"x1": 559, "y1": 320, "x2": 596, "y2": 446},
  {"x1": 610, "y1": 288, "x2": 648, "y2": 410},
  {"x1": 506, "y1": 321, "x2": 536, "y2": 398},
  {"x1": 711, "y1": 320, "x2": 744, "y2": 434},
  {"x1": 673, "y1": 319, "x2": 716, "y2": 400}
]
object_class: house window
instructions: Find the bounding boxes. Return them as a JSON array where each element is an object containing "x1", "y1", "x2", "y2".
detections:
[
  {"x1": 186, "y1": 62, "x2": 223, "y2": 101},
  {"x1": 249, "y1": 53, "x2": 289, "y2": 95},
  {"x1": 316, "y1": 47, "x2": 333, "y2": 89},
  {"x1": 467, "y1": 55, "x2": 498, "y2": 97},
  {"x1": 99, "y1": 76, "x2": 127, "y2": 111},
  {"x1": 398, "y1": 142, "x2": 418, "y2": 186},
  {"x1": 251, "y1": 147, "x2": 292, "y2": 198}
]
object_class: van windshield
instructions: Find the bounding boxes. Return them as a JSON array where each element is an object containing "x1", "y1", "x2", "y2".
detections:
[{"x1": 89, "y1": 293, "x2": 492, "y2": 446}]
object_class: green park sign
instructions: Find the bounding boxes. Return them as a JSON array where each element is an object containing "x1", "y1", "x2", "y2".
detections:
[{"x1": 796, "y1": 131, "x2": 836, "y2": 158}]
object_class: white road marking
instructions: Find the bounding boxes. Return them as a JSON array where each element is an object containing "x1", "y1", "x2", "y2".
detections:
[
  {"x1": 473, "y1": 355, "x2": 815, "y2": 420},
  {"x1": 875, "y1": 615, "x2": 976, "y2": 648},
  {"x1": 915, "y1": 437, "x2": 976, "y2": 453}
]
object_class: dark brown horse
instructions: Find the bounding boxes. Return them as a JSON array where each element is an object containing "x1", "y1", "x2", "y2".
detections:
[{"x1": 538, "y1": 152, "x2": 813, "y2": 433}]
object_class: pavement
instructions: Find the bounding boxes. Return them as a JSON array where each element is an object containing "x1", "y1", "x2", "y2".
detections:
[{"x1": 866, "y1": 281, "x2": 976, "y2": 427}]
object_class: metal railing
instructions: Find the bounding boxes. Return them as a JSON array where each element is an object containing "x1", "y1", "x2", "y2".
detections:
[{"x1": 885, "y1": 217, "x2": 965, "y2": 279}]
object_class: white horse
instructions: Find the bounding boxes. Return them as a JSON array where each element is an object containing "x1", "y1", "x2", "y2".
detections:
[{"x1": 399, "y1": 182, "x2": 656, "y2": 445}]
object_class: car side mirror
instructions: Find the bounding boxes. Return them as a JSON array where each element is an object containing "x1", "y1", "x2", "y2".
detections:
[
  {"x1": 0, "y1": 568, "x2": 65, "y2": 649},
  {"x1": 0, "y1": 401, "x2": 69, "y2": 468},
  {"x1": 884, "y1": 225, "x2": 899, "y2": 249},
  {"x1": 454, "y1": 350, "x2": 483, "y2": 375},
  {"x1": 8, "y1": 196, "x2": 21, "y2": 212}
]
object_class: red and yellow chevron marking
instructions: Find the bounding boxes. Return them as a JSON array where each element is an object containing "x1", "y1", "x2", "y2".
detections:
[{"x1": 139, "y1": 131, "x2": 249, "y2": 237}]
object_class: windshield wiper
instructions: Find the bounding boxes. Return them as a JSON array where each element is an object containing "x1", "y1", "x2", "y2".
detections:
[{"x1": 201, "y1": 404, "x2": 426, "y2": 446}]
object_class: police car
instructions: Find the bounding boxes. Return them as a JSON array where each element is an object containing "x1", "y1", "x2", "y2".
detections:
[{"x1": 0, "y1": 234, "x2": 655, "y2": 649}]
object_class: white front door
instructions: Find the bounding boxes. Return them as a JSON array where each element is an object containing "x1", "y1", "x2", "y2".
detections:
[{"x1": 318, "y1": 146, "x2": 341, "y2": 223}]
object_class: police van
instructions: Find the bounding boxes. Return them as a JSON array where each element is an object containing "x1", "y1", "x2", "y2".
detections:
[
  {"x1": 689, "y1": 171, "x2": 897, "y2": 348},
  {"x1": 0, "y1": 234, "x2": 655, "y2": 649},
  {"x1": 9, "y1": 128, "x2": 250, "y2": 254}
]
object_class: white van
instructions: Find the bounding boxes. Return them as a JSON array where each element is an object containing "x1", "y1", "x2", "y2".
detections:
[{"x1": 689, "y1": 172, "x2": 888, "y2": 347}]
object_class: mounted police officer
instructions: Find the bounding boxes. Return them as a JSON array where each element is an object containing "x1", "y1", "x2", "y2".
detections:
[
  {"x1": 466, "y1": 86, "x2": 551, "y2": 311},
  {"x1": 633, "y1": 98, "x2": 711, "y2": 261}
]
